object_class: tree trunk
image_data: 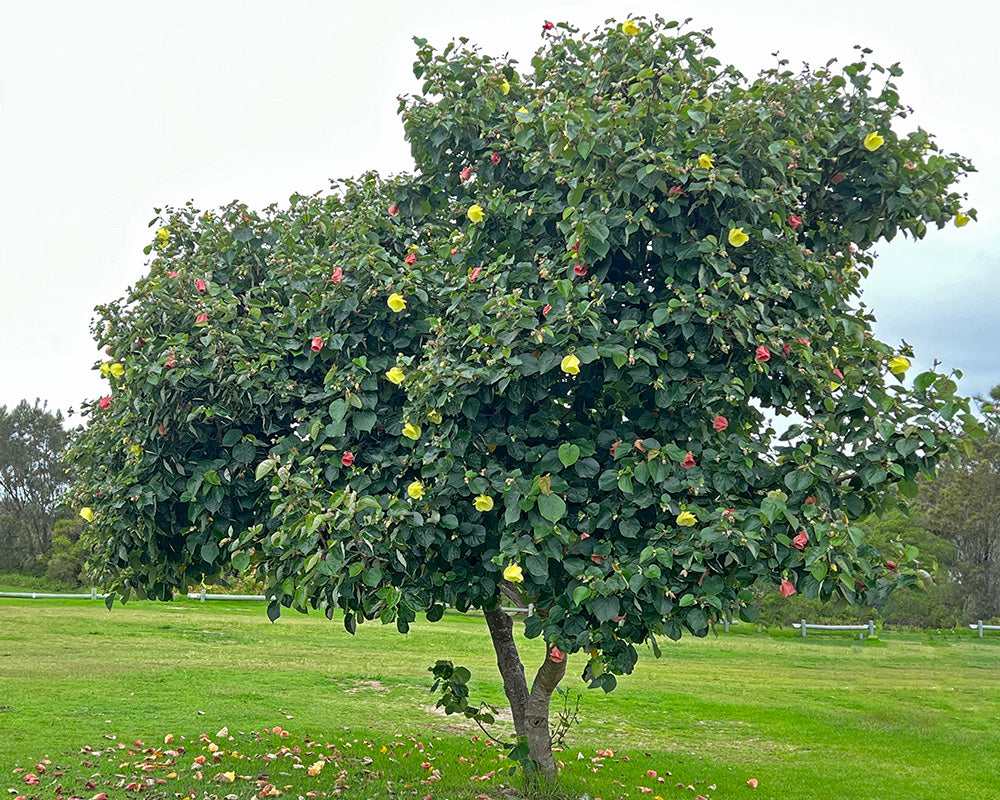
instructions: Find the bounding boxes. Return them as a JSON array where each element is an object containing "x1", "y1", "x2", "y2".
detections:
[
  {"x1": 484, "y1": 607, "x2": 529, "y2": 740},
  {"x1": 524, "y1": 648, "x2": 566, "y2": 776}
]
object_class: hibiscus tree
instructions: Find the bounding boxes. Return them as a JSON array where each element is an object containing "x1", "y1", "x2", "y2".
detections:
[{"x1": 72, "y1": 16, "x2": 978, "y2": 776}]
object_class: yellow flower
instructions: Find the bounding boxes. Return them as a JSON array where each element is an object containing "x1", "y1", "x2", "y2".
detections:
[
  {"x1": 888, "y1": 356, "x2": 911, "y2": 375},
  {"x1": 386, "y1": 367, "x2": 406, "y2": 385},
  {"x1": 501, "y1": 79, "x2": 511, "y2": 95},
  {"x1": 560, "y1": 354, "x2": 581, "y2": 375},
  {"x1": 387, "y1": 293, "x2": 407, "y2": 313},
  {"x1": 503, "y1": 564, "x2": 524, "y2": 583},
  {"x1": 728, "y1": 227, "x2": 750, "y2": 248},
  {"x1": 99, "y1": 363, "x2": 111, "y2": 377},
  {"x1": 468, "y1": 204, "x2": 485, "y2": 223},
  {"x1": 863, "y1": 131, "x2": 885, "y2": 152},
  {"x1": 698, "y1": 154, "x2": 713, "y2": 169},
  {"x1": 130, "y1": 444, "x2": 142, "y2": 457},
  {"x1": 516, "y1": 106, "x2": 530, "y2": 121},
  {"x1": 955, "y1": 212, "x2": 971, "y2": 227},
  {"x1": 307, "y1": 762, "x2": 324, "y2": 777},
  {"x1": 80, "y1": 507, "x2": 94, "y2": 522},
  {"x1": 109, "y1": 363, "x2": 124, "y2": 378},
  {"x1": 222, "y1": 772, "x2": 236, "y2": 783},
  {"x1": 407, "y1": 480, "x2": 425, "y2": 500},
  {"x1": 427, "y1": 408, "x2": 442, "y2": 424},
  {"x1": 155, "y1": 227, "x2": 169, "y2": 243},
  {"x1": 402, "y1": 422, "x2": 422, "y2": 440},
  {"x1": 621, "y1": 19, "x2": 640, "y2": 35},
  {"x1": 474, "y1": 495, "x2": 495, "y2": 512},
  {"x1": 676, "y1": 510, "x2": 697, "y2": 527}
]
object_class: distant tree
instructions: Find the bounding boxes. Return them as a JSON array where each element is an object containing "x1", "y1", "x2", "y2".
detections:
[
  {"x1": 72, "y1": 17, "x2": 979, "y2": 774},
  {"x1": 0, "y1": 400, "x2": 72, "y2": 570},
  {"x1": 915, "y1": 395, "x2": 1000, "y2": 619}
]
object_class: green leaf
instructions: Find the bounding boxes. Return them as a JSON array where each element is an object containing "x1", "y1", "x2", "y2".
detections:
[
  {"x1": 222, "y1": 429, "x2": 243, "y2": 447},
  {"x1": 255, "y1": 459, "x2": 276, "y2": 481},
  {"x1": 783, "y1": 470, "x2": 813, "y2": 492},
  {"x1": 231, "y1": 551, "x2": 252, "y2": 572},
  {"x1": 592, "y1": 595, "x2": 620, "y2": 622},
  {"x1": 537, "y1": 493, "x2": 567, "y2": 523},
  {"x1": 558, "y1": 443, "x2": 581, "y2": 468}
]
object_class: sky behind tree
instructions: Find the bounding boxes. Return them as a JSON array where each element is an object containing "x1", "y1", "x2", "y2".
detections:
[{"x1": 1, "y1": 0, "x2": 996, "y2": 419}]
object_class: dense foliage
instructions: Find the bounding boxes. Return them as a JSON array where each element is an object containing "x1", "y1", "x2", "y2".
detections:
[{"x1": 72, "y1": 15, "x2": 979, "y2": 767}]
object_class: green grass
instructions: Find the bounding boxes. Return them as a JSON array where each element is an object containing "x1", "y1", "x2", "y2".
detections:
[{"x1": 2, "y1": 598, "x2": 999, "y2": 799}]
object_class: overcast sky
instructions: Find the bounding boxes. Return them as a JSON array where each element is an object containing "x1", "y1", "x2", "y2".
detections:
[{"x1": 1, "y1": 0, "x2": 997, "y2": 422}]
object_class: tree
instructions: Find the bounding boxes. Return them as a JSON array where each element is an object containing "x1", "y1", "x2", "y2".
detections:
[
  {"x1": 71, "y1": 17, "x2": 979, "y2": 775},
  {"x1": 0, "y1": 400, "x2": 72, "y2": 570},
  {"x1": 915, "y1": 395, "x2": 1000, "y2": 619}
]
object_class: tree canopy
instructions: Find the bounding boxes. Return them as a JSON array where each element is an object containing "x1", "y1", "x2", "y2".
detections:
[{"x1": 71, "y1": 16, "x2": 978, "y2": 772}]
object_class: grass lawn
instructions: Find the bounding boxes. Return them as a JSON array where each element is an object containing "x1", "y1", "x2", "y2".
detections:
[{"x1": 1, "y1": 596, "x2": 999, "y2": 800}]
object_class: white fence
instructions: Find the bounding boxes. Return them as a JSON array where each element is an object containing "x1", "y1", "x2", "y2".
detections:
[
  {"x1": 968, "y1": 620, "x2": 1000, "y2": 638},
  {"x1": 792, "y1": 619, "x2": 876, "y2": 639},
  {"x1": 0, "y1": 588, "x2": 109, "y2": 600}
]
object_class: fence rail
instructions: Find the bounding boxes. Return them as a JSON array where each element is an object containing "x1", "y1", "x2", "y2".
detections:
[
  {"x1": 792, "y1": 619, "x2": 876, "y2": 639},
  {"x1": 0, "y1": 588, "x2": 109, "y2": 600},
  {"x1": 968, "y1": 620, "x2": 1000, "y2": 638}
]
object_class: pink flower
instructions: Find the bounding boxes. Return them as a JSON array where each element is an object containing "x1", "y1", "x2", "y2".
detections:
[
  {"x1": 712, "y1": 415, "x2": 728, "y2": 432},
  {"x1": 748, "y1": 778, "x2": 759, "y2": 789},
  {"x1": 782, "y1": 342, "x2": 791, "y2": 357},
  {"x1": 311, "y1": 336, "x2": 324, "y2": 352},
  {"x1": 886, "y1": 560, "x2": 898, "y2": 572},
  {"x1": 723, "y1": 508, "x2": 735, "y2": 521},
  {"x1": 792, "y1": 532, "x2": 808, "y2": 550},
  {"x1": 796, "y1": 337, "x2": 810, "y2": 345},
  {"x1": 610, "y1": 442, "x2": 619, "y2": 456},
  {"x1": 164, "y1": 355, "x2": 177, "y2": 369},
  {"x1": 573, "y1": 263, "x2": 587, "y2": 277},
  {"x1": 755, "y1": 345, "x2": 771, "y2": 362},
  {"x1": 23, "y1": 774, "x2": 39, "y2": 785},
  {"x1": 342, "y1": 452, "x2": 355, "y2": 467},
  {"x1": 779, "y1": 580, "x2": 796, "y2": 598},
  {"x1": 491, "y1": 152, "x2": 501, "y2": 165},
  {"x1": 542, "y1": 304, "x2": 552, "y2": 316},
  {"x1": 591, "y1": 554, "x2": 605, "y2": 564},
  {"x1": 469, "y1": 266, "x2": 482, "y2": 282},
  {"x1": 330, "y1": 267, "x2": 343, "y2": 283},
  {"x1": 196, "y1": 313, "x2": 208, "y2": 324},
  {"x1": 832, "y1": 368, "x2": 844, "y2": 380},
  {"x1": 542, "y1": 20, "x2": 554, "y2": 30},
  {"x1": 668, "y1": 185, "x2": 683, "y2": 197},
  {"x1": 99, "y1": 396, "x2": 112, "y2": 410},
  {"x1": 549, "y1": 646, "x2": 565, "y2": 663},
  {"x1": 196, "y1": 279, "x2": 207, "y2": 294},
  {"x1": 168, "y1": 271, "x2": 179, "y2": 278},
  {"x1": 450, "y1": 247, "x2": 459, "y2": 255},
  {"x1": 460, "y1": 166, "x2": 472, "y2": 181},
  {"x1": 388, "y1": 203, "x2": 399, "y2": 216},
  {"x1": 788, "y1": 214, "x2": 802, "y2": 230},
  {"x1": 404, "y1": 253, "x2": 417, "y2": 266},
  {"x1": 580, "y1": 533, "x2": 590, "y2": 539},
  {"x1": 681, "y1": 452, "x2": 696, "y2": 469},
  {"x1": 804, "y1": 496, "x2": 816, "y2": 505}
]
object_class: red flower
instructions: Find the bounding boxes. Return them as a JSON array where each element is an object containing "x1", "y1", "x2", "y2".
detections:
[
  {"x1": 712, "y1": 415, "x2": 728, "y2": 432},
  {"x1": 330, "y1": 267, "x2": 343, "y2": 283},
  {"x1": 748, "y1": 778, "x2": 759, "y2": 789},
  {"x1": 573, "y1": 263, "x2": 587, "y2": 277},
  {"x1": 404, "y1": 253, "x2": 417, "y2": 266},
  {"x1": 196, "y1": 279, "x2": 207, "y2": 294},
  {"x1": 342, "y1": 452, "x2": 355, "y2": 467},
  {"x1": 168, "y1": 271, "x2": 179, "y2": 278},
  {"x1": 311, "y1": 336, "x2": 324, "y2": 352},
  {"x1": 804, "y1": 496, "x2": 816, "y2": 505},
  {"x1": 98, "y1": 396, "x2": 112, "y2": 410},
  {"x1": 681, "y1": 452, "x2": 696, "y2": 469},
  {"x1": 450, "y1": 247, "x2": 459, "y2": 255},
  {"x1": 788, "y1": 214, "x2": 803, "y2": 230},
  {"x1": 469, "y1": 266, "x2": 482, "y2": 282},
  {"x1": 542, "y1": 304, "x2": 552, "y2": 316},
  {"x1": 542, "y1": 20, "x2": 554, "y2": 30},
  {"x1": 796, "y1": 337, "x2": 810, "y2": 345},
  {"x1": 158, "y1": 424, "x2": 167, "y2": 436},
  {"x1": 831, "y1": 171, "x2": 845, "y2": 185},
  {"x1": 782, "y1": 342, "x2": 792, "y2": 357},
  {"x1": 491, "y1": 152, "x2": 501, "y2": 165},
  {"x1": 832, "y1": 368, "x2": 844, "y2": 380},
  {"x1": 549, "y1": 646, "x2": 565, "y2": 663},
  {"x1": 792, "y1": 532, "x2": 808, "y2": 550},
  {"x1": 668, "y1": 185, "x2": 683, "y2": 197},
  {"x1": 755, "y1": 345, "x2": 771, "y2": 362},
  {"x1": 779, "y1": 580, "x2": 797, "y2": 598},
  {"x1": 633, "y1": 439, "x2": 646, "y2": 453},
  {"x1": 886, "y1": 560, "x2": 898, "y2": 572},
  {"x1": 460, "y1": 166, "x2": 472, "y2": 181},
  {"x1": 388, "y1": 203, "x2": 399, "y2": 216},
  {"x1": 723, "y1": 508, "x2": 735, "y2": 521},
  {"x1": 570, "y1": 241, "x2": 580, "y2": 251},
  {"x1": 164, "y1": 355, "x2": 176, "y2": 369}
]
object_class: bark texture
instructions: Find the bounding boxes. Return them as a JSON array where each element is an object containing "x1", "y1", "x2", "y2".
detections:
[
  {"x1": 484, "y1": 607, "x2": 529, "y2": 740},
  {"x1": 524, "y1": 649, "x2": 567, "y2": 776}
]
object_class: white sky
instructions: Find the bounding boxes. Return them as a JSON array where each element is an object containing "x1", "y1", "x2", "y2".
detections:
[{"x1": 1, "y1": 0, "x2": 997, "y2": 421}]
